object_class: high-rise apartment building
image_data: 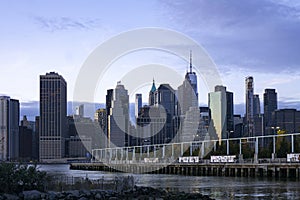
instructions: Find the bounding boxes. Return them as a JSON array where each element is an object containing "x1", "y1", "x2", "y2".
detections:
[
  {"x1": 245, "y1": 76, "x2": 254, "y2": 137},
  {"x1": 39, "y1": 72, "x2": 67, "y2": 161},
  {"x1": 0, "y1": 96, "x2": 19, "y2": 161}
]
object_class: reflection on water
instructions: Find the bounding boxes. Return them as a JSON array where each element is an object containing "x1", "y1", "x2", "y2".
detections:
[{"x1": 38, "y1": 164, "x2": 300, "y2": 200}]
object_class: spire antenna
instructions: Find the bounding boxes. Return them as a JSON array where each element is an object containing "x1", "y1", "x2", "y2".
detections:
[{"x1": 189, "y1": 50, "x2": 192, "y2": 73}]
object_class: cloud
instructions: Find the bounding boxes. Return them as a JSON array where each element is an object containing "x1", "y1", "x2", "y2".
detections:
[
  {"x1": 33, "y1": 16, "x2": 101, "y2": 32},
  {"x1": 161, "y1": 0, "x2": 300, "y2": 73}
]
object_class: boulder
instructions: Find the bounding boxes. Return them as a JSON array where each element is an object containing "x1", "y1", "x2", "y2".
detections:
[{"x1": 22, "y1": 190, "x2": 42, "y2": 200}]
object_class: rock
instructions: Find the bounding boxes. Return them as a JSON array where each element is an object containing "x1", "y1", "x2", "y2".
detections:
[
  {"x1": 47, "y1": 191, "x2": 58, "y2": 200},
  {"x1": 22, "y1": 190, "x2": 42, "y2": 200},
  {"x1": 78, "y1": 197, "x2": 88, "y2": 200},
  {"x1": 79, "y1": 189, "x2": 91, "y2": 197},
  {"x1": 108, "y1": 197, "x2": 119, "y2": 200},
  {"x1": 3, "y1": 194, "x2": 19, "y2": 200},
  {"x1": 95, "y1": 193, "x2": 103, "y2": 200}
]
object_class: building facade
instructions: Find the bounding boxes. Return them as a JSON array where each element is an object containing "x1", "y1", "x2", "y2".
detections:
[
  {"x1": 245, "y1": 76, "x2": 254, "y2": 137},
  {"x1": 135, "y1": 93, "x2": 142, "y2": 118},
  {"x1": 0, "y1": 96, "x2": 19, "y2": 161},
  {"x1": 107, "y1": 82, "x2": 129, "y2": 147},
  {"x1": 39, "y1": 72, "x2": 67, "y2": 161},
  {"x1": 264, "y1": 89, "x2": 278, "y2": 135},
  {"x1": 177, "y1": 51, "x2": 198, "y2": 116}
]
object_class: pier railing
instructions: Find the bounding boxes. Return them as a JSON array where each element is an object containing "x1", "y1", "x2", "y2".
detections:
[{"x1": 91, "y1": 133, "x2": 300, "y2": 164}]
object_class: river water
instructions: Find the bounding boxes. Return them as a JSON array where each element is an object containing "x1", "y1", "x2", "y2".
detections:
[{"x1": 38, "y1": 164, "x2": 300, "y2": 200}]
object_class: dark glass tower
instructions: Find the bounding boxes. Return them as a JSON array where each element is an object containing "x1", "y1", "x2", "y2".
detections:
[
  {"x1": 264, "y1": 89, "x2": 278, "y2": 128},
  {"x1": 39, "y1": 72, "x2": 67, "y2": 161}
]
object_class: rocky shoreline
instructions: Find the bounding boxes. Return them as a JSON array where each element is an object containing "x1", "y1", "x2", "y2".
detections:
[{"x1": 0, "y1": 186, "x2": 213, "y2": 200}]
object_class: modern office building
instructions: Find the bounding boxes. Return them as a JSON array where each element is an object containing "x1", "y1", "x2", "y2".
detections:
[
  {"x1": 0, "y1": 96, "x2": 19, "y2": 161},
  {"x1": 75, "y1": 104, "x2": 84, "y2": 118},
  {"x1": 67, "y1": 135, "x2": 92, "y2": 158},
  {"x1": 209, "y1": 86, "x2": 227, "y2": 141},
  {"x1": 272, "y1": 109, "x2": 300, "y2": 134},
  {"x1": 39, "y1": 72, "x2": 67, "y2": 161},
  {"x1": 226, "y1": 91, "x2": 234, "y2": 134},
  {"x1": 107, "y1": 82, "x2": 129, "y2": 147},
  {"x1": 209, "y1": 86, "x2": 234, "y2": 140},
  {"x1": 154, "y1": 84, "x2": 176, "y2": 142},
  {"x1": 136, "y1": 105, "x2": 166, "y2": 145},
  {"x1": 19, "y1": 116, "x2": 36, "y2": 161},
  {"x1": 264, "y1": 89, "x2": 278, "y2": 131},
  {"x1": 245, "y1": 76, "x2": 254, "y2": 137},
  {"x1": 177, "y1": 51, "x2": 198, "y2": 116},
  {"x1": 135, "y1": 93, "x2": 142, "y2": 118}
]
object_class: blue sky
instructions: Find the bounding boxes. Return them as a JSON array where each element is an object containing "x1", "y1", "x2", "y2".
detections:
[{"x1": 1, "y1": 0, "x2": 300, "y2": 118}]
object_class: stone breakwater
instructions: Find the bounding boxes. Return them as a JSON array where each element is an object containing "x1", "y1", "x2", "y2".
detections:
[{"x1": 0, "y1": 186, "x2": 213, "y2": 200}]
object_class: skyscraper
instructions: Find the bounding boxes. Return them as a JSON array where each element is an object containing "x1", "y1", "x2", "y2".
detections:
[
  {"x1": 209, "y1": 86, "x2": 233, "y2": 140},
  {"x1": 264, "y1": 89, "x2": 278, "y2": 129},
  {"x1": 245, "y1": 76, "x2": 254, "y2": 137},
  {"x1": 0, "y1": 96, "x2": 19, "y2": 161},
  {"x1": 177, "y1": 51, "x2": 198, "y2": 116},
  {"x1": 107, "y1": 82, "x2": 129, "y2": 147},
  {"x1": 253, "y1": 94, "x2": 261, "y2": 115},
  {"x1": 39, "y1": 72, "x2": 67, "y2": 161},
  {"x1": 148, "y1": 79, "x2": 156, "y2": 106},
  {"x1": 94, "y1": 108, "x2": 107, "y2": 134},
  {"x1": 135, "y1": 94, "x2": 142, "y2": 118},
  {"x1": 154, "y1": 84, "x2": 176, "y2": 142}
]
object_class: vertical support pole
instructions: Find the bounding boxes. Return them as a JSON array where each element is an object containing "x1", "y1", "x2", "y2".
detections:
[
  {"x1": 227, "y1": 139, "x2": 229, "y2": 155},
  {"x1": 201, "y1": 142, "x2": 204, "y2": 159},
  {"x1": 213, "y1": 141, "x2": 216, "y2": 152},
  {"x1": 91, "y1": 150, "x2": 94, "y2": 162},
  {"x1": 190, "y1": 142, "x2": 193, "y2": 156},
  {"x1": 162, "y1": 145, "x2": 165, "y2": 159},
  {"x1": 126, "y1": 148, "x2": 129, "y2": 161},
  {"x1": 171, "y1": 144, "x2": 174, "y2": 159},
  {"x1": 140, "y1": 146, "x2": 142, "y2": 161},
  {"x1": 133, "y1": 147, "x2": 136, "y2": 161},
  {"x1": 292, "y1": 134, "x2": 294, "y2": 153},
  {"x1": 254, "y1": 137, "x2": 258, "y2": 163},
  {"x1": 154, "y1": 146, "x2": 156, "y2": 158},
  {"x1": 255, "y1": 137, "x2": 258, "y2": 155},
  {"x1": 181, "y1": 143, "x2": 184, "y2": 156},
  {"x1": 273, "y1": 136, "x2": 276, "y2": 154},
  {"x1": 239, "y1": 139, "x2": 242, "y2": 155},
  {"x1": 121, "y1": 148, "x2": 124, "y2": 161},
  {"x1": 147, "y1": 146, "x2": 150, "y2": 157},
  {"x1": 109, "y1": 149, "x2": 112, "y2": 161}
]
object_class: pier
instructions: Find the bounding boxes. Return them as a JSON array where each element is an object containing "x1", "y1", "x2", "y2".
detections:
[{"x1": 70, "y1": 162, "x2": 300, "y2": 178}]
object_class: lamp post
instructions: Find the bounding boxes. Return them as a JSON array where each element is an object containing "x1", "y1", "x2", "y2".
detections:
[{"x1": 271, "y1": 126, "x2": 280, "y2": 160}]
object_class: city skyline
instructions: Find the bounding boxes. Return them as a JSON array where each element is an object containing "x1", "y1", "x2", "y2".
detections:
[{"x1": 1, "y1": 0, "x2": 300, "y2": 110}]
